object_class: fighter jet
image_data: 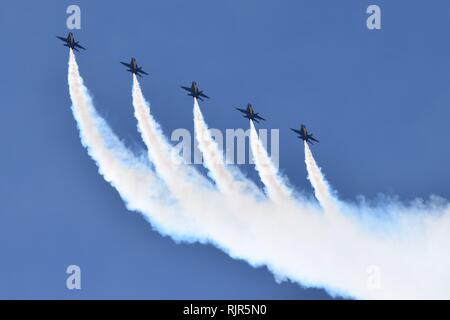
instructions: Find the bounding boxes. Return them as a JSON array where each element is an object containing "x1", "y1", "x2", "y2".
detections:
[
  {"x1": 181, "y1": 81, "x2": 210, "y2": 101},
  {"x1": 56, "y1": 32, "x2": 86, "y2": 52},
  {"x1": 291, "y1": 124, "x2": 319, "y2": 144},
  {"x1": 120, "y1": 58, "x2": 149, "y2": 77},
  {"x1": 236, "y1": 104, "x2": 266, "y2": 123}
]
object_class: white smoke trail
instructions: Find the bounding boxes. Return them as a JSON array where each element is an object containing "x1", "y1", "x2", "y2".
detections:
[
  {"x1": 304, "y1": 141, "x2": 340, "y2": 214},
  {"x1": 193, "y1": 98, "x2": 262, "y2": 197},
  {"x1": 130, "y1": 75, "x2": 256, "y2": 242},
  {"x1": 68, "y1": 50, "x2": 450, "y2": 299},
  {"x1": 131, "y1": 75, "x2": 211, "y2": 196},
  {"x1": 67, "y1": 49, "x2": 202, "y2": 240},
  {"x1": 249, "y1": 120, "x2": 292, "y2": 203},
  {"x1": 192, "y1": 98, "x2": 236, "y2": 193},
  {"x1": 128, "y1": 84, "x2": 450, "y2": 298}
]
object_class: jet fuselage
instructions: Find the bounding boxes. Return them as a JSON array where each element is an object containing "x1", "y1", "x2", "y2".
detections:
[
  {"x1": 236, "y1": 103, "x2": 265, "y2": 123},
  {"x1": 290, "y1": 124, "x2": 319, "y2": 144},
  {"x1": 181, "y1": 81, "x2": 210, "y2": 101},
  {"x1": 120, "y1": 57, "x2": 149, "y2": 77}
]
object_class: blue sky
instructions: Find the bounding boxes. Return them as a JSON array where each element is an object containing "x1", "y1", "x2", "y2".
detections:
[{"x1": 0, "y1": 0, "x2": 449, "y2": 298}]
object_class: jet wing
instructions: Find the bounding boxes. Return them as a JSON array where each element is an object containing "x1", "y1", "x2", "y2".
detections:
[
  {"x1": 290, "y1": 128, "x2": 302, "y2": 135},
  {"x1": 236, "y1": 108, "x2": 247, "y2": 114},
  {"x1": 310, "y1": 136, "x2": 319, "y2": 143},
  {"x1": 181, "y1": 86, "x2": 192, "y2": 92},
  {"x1": 120, "y1": 62, "x2": 132, "y2": 68},
  {"x1": 199, "y1": 92, "x2": 210, "y2": 99},
  {"x1": 255, "y1": 114, "x2": 266, "y2": 121},
  {"x1": 137, "y1": 69, "x2": 149, "y2": 76},
  {"x1": 74, "y1": 43, "x2": 86, "y2": 50},
  {"x1": 56, "y1": 36, "x2": 67, "y2": 42}
]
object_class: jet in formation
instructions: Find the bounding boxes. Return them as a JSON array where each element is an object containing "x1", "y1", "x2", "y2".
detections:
[
  {"x1": 181, "y1": 81, "x2": 210, "y2": 101},
  {"x1": 120, "y1": 57, "x2": 149, "y2": 77},
  {"x1": 236, "y1": 104, "x2": 266, "y2": 123},
  {"x1": 57, "y1": 32, "x2": 86, "y2": 52},
  {"x1": 291, "y1": 124, "x2": 319, "y2": 144}
]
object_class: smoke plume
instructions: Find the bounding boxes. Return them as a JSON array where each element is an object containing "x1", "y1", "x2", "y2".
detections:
[{"x1": 67, "y1": 50, "x2": 450, "y2": 299}]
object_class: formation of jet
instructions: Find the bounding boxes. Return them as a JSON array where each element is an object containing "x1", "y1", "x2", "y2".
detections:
[
  {"x1": 291, "y1": 124, "x2": 319, "y2": 144},
  {"x1": 56, "y1": 32, "x2": 86, "y2": 52},
  {"x1": 59, "y1": 35, "x2": 321, "y2": 146},
  {"x1": 120, "y1": 58, "x2": 149, "y2": 77},
  {"x1": 236, "y1": 104, "x2": 266, "y2": 123},
  {"x1": 181, "y1": 81, "x2": 210, "y2": 101}
]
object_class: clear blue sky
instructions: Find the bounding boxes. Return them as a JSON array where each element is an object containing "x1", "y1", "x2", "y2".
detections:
[{"x1": 1, "y1": 0, "x2": 449, "y2": 299}]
